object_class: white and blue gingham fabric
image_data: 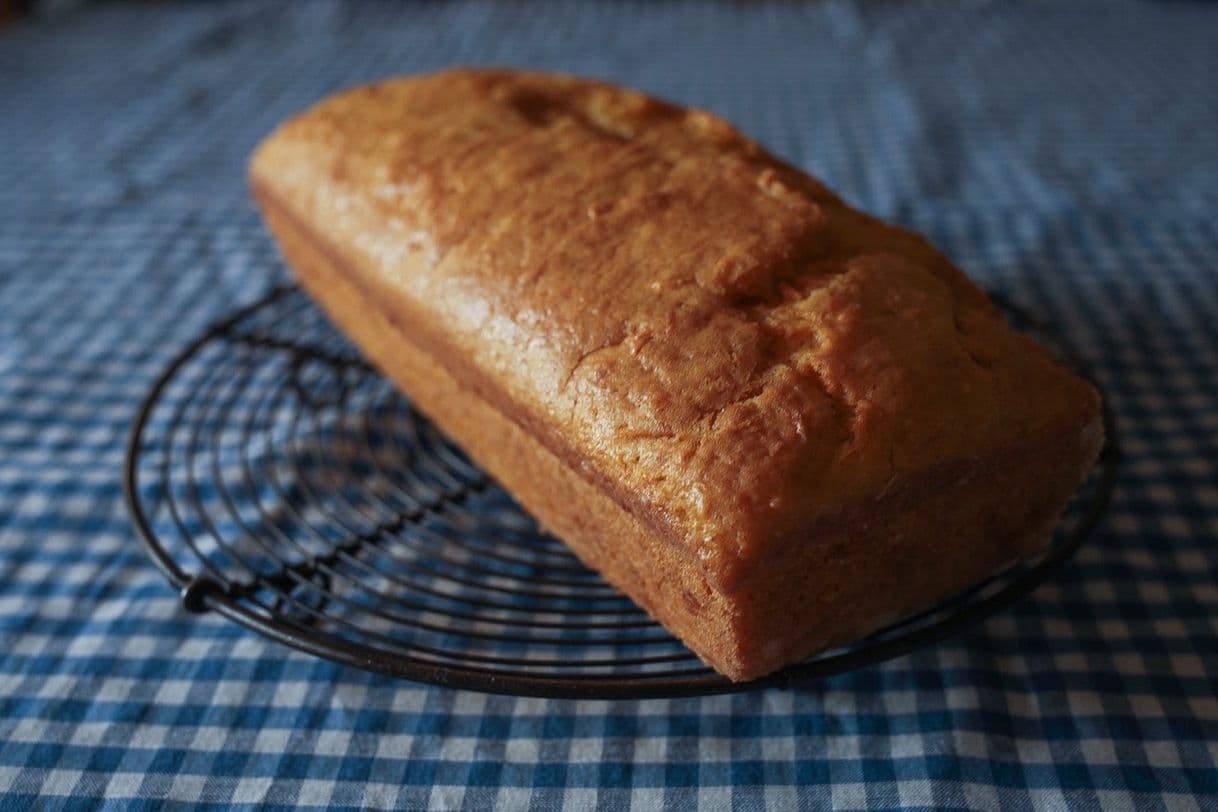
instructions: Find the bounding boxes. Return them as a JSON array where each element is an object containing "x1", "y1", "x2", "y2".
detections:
[{"x1": 3, "y1": 1, "x2": 1217, "y2": 808}]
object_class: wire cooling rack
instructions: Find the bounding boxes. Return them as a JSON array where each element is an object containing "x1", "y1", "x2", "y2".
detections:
[{"x1": 124, "y1": 285, "x2": 1118, "y2": 699}]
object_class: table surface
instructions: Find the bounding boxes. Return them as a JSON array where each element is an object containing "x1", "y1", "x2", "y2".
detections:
[{"x1": 2, "y1": 1, "x2": 1217, "y2": 808}]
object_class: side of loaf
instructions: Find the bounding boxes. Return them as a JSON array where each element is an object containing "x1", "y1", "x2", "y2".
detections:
[{"x1": 250, "y1": 68, "x2": 1103, "y2": 681}]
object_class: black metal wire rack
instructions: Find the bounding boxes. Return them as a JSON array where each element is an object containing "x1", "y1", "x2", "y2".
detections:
[{"x1": 124, "y1": 285, "x2": 1118, "y2": 699}]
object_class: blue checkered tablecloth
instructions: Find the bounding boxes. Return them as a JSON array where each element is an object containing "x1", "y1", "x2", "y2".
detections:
[{"x1": 2, "y1": 1, "x2": 1217, "y2": 808}]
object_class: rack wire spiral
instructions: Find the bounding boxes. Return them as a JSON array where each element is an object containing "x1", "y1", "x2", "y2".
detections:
[{"x1": 124, "y1": 285, "x2": 1118, "y2": 699}]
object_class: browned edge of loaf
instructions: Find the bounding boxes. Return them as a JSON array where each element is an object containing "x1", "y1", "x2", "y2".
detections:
[{"x1": 251, "y1": 178, "x2": 1104, "y2": 681}]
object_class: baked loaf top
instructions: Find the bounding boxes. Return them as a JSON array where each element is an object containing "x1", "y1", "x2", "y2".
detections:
[{"x1": 251, "y1": 69, "x2": 1100, "y2": 590}]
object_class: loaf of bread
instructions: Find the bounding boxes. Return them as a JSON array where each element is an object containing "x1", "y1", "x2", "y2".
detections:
[{"x1": 250, "y1": 69, "x2": 1103, "y2": 681}]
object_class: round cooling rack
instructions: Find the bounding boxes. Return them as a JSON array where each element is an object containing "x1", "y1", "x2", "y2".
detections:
[{"x1": 124, "y1": 285, "x2": 1119, "y2": 699}]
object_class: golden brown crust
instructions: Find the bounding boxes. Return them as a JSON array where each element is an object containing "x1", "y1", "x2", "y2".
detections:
[
  {"x1": 250, "y1": 68, "x2": 1104, "y2": 680},
  {"x1": 255, "y1": 195, "x2": 745, "y2": 673}
]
